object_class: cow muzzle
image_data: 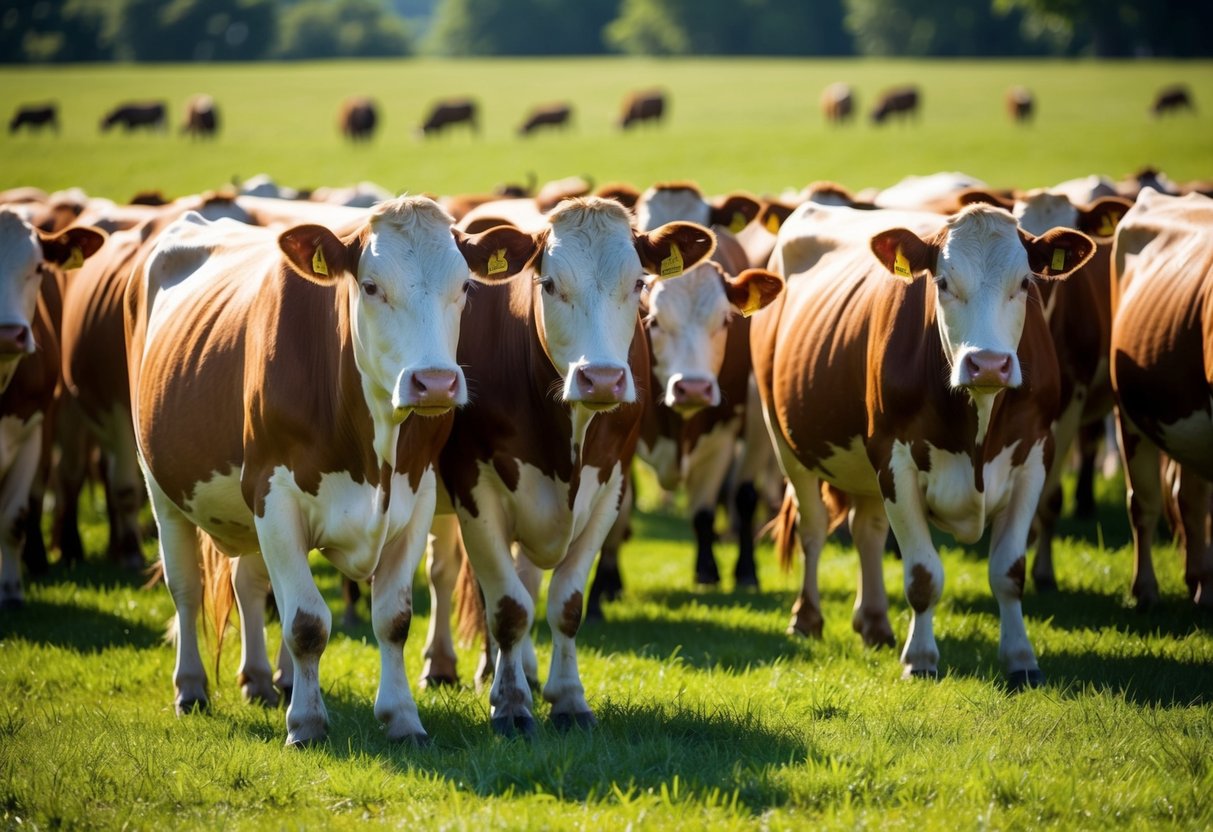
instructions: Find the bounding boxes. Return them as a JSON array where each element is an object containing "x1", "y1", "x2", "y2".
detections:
[
  {"x1": 568, "y1": 363, "x2": 629, "y2": 410},
  {"x1": 957, "y1": 349, "x2": 1015, "y2": 392},
  {"x1": 393, "y1": 368, "x2": 463, "y2": 418},
  {"x1": 0, "y1": 324, "x2": 33, "y2": 359},
  {"x1": 666, "y1": 375, "x2": 718, "y2": 413}
]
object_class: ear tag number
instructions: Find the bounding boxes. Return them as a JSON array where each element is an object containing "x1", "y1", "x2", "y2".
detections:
[
  {"x1": 312, "y1": 246, "x2": 329, "y2": 276},
  {"x1": 1051, "y1": 248, "x2": 1066, "y2": 272},
  {"x1": 487, "y1": 248, "x2": 508, "y2": 275},
  {"x1": 893, "y1": 246, "x2": 912, "y2": 279},
  {"x1": 660, "y1": 243, "x2": 683, "y2": 278}
]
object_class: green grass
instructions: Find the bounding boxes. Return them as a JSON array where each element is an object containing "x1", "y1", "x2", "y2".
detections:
[
  {"x1": 1, "y1": 469, "x2": 1211, "y2": 830},
  {"x1": 2, "y1": 58, "x2": 1212, "y2": 201}
]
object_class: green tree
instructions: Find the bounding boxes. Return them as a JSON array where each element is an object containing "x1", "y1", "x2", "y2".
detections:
[
  {"x1": 277, "y1": 0, "x2": 413, "y2": 59},
  {"x1": 844, "y1": 0, "x2": 1039, "y2": 57},
  {"x1": 0, "y1": 0, "x2": 117, "y2": 63},
  {"x1": 426, "y1": 0, "x2": 618, "y2": 56},
  {"x1": 997, "y1": 0, "x2": 1213, "y2": 56},
  {"x1": 119, "y1": 0, "x2": 277, "y2": 61}
]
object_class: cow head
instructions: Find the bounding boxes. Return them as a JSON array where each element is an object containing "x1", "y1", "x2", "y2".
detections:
[
  {"x1": 279, "y1": 197, "x2": 528, "y2": 427},
  {"x1": 636, "y1": 183, "x2": 761, "y2": 237},
  {"x1": 0, "y1": 210, "x2": 104, "y2": 372},
  {"x1": 871, "y1": 204, "x2": 1095, "y2": 394},
  {"x1": 646, "y1": 262, "x2": 783, "y2": 413},
  {"x1": 1013, "y1": 191, "x2": 1133, "y2": 239},
  {"x1": 526, "y1": 197, "x2": 715, "y2": 411}
]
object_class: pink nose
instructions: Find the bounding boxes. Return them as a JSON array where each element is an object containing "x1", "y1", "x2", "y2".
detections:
[
  {"x1": 670, "y1": 377, "x2": 715, "y2": 409},
  {"x1": 960, "y1": 350, "x2": 1014, "y2": 389},
  {"x1": 0, "y1": 325, "x2": 31, "y2": 357},
  {"x1": 406, "y1": 369, "x2": 460, "y2": 409},
  {"x1": 574, "y1": 364, "x2": 627, "y2": 402}
]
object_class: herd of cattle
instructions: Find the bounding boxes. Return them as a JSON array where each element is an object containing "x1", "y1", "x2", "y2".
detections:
[{"x1": 0, "y1": 164, "x2": 1210, "y2": 747}]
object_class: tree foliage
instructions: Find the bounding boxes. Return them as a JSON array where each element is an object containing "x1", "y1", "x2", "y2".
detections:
[
  {"x1": 119, "y1": 0, "x2": 278, "y2": 61},
  {"x1": 277, "y1": 0, "x2": 413, "y2": 60},
  {"x1": 424, "y1": 0, "x2": 617, "y2": 56}
]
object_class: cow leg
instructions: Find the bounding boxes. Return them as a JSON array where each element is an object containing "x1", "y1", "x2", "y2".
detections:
[
  {"x1": 849, "y1": 496, "x2": 894, "y2": 647},
  {"x1": 53, "y1": 399, "x2": 90, "y2": 566},
  {"x1": 147, "y1": 484, "x2": 208, "y2": 712},
  {"x1": 0, "y1": 427, "x2": 42, "y2": 610},
  {"x1": 989, "y1": 444, "x2": 1046, "y2": 689},
  {"x1": 587, "y1": 479, "x2": 631, "y2": 622},
  {"x1": 231, "y1": 553, "x2": 279, "y2": 707},
  {"x1": 421, "y1": 513, "x2": 460, "y2": 688},
  {"x1": 1032, "y1": 395, "x2": 1083, "y2": 591},
  {"x1": 1074, "y1": 419, "x2": 1106, "y2": 519},
  {"x1": 883, "y1": 442, "x2": 942, "y2": 678},
  {"x1": 1174, "y1": 466, "x2": 1213, "y2": 606},
  {"x1": 1118, "y1": 415, "x2": 1162, "y2": 609},
  {"x1": 371, "y1": 480, "x2": 435, "y2": 744},
  {"x1": 103, "y1": 423, "x2": 145, "y2": 570},
  {"x1": 686, "y1": 424, "x2": 736, "y2": 586},
  {"x1": 783, "y1": 469, "x2": 828, "y2": 639},
  {"x1": 255, "y1": 499, "x2": 330, "y2": 747},
  {"x1": 515, "y1": 552, "x2": 543, "y2": 691}
]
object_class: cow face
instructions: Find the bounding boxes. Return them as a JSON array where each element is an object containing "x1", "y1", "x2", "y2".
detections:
[
  {"x1": 0, "y1": 211, "x2": 103, "y2": 372},
  {"x1": 280, "y1": 198, "x2": 525, "y2": 423},
  {"x1": 535, "y1": 198, "x2": 715, "y2": 411},
  {"x1": 871, "y1": 205, "x2": 1094, "y2": 393},
  {"x1": 646, "y1": 262, "x2": 783, "y2": 413}
]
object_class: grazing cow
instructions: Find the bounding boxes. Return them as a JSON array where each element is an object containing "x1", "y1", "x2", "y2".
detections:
[
  {"x1": 127, "y1": 197, "x2": 529, "y2": 746},
  {"x1": 436, "y1": 197, "x2": 716, "y2": 734},
  {"x1": 1151, "y1": 85, "x2": 1194, "y2": 117},
  {"x1": 181, "y1": 94, "x2": 218, "y2": 139},
  {"x1": 419, "y1": 99, "x2": 477, "y2": 137},
  {"x1": 0, "y1": 211, "x2": 106, "y2": 609},
  {"x1": 340, "y1": 96, "x2": 377, "y2": 142},
  {"x1": 519, "y1": 103, "x2": 572, "y2": 136},
  {"x1": 9, "y1": 104, "x2": 58, "y2": 135},
  {"x1": 870, "y1": 86, "x2": 919, "y2": 125},
  {"x1": 100, "y1": 101, "x2": 167, "y2": 133},
  {"x1": 1110, "y1": 188, "x2": 1213, "y2": 608},
  {"x1": 821, "y1": 83, "x2": 855, "y2": 124},
  {"x1": 752, "y1": 201, "x2": 1094, "y2": 686},
  {"x1": 1007, "y1": 86, "x2": 1034, "y2": 123},
  {"x1": 619, "y1": 90, "x2": 666, "y2": 130}
]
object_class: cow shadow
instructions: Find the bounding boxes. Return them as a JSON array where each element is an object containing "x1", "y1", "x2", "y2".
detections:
[{"x1": 0, "y1": 594, "x2": 163, "y2": 651}]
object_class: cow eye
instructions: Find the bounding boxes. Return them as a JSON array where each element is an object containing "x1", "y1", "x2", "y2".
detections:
[
  {"x1": 646, "y1": 316, "x2": 659, "y2": 331},
  {"x1": 634, "y1": 278, "x2": 646, "y2": 293},
  {"x1": 936, "y1": 277, "x2": 949, "y2": 294},
  {"x1": 1020, "y1": 277, "x2": 1031, "y2": 292},
  {"x1": 361, "y1": 281, "x2": 378, "y2": 297},
  {"x1": 462, "y1": 279, "x2": 474, "y2": 294},
  {"x1": 537, "y1": 276, "x2": 556, "y2": 296}
]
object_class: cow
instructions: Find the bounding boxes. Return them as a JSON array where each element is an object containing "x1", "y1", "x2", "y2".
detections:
[
  {"x1": 100, "y1": 101, "x2": 167, "y2": 133},
  {"x1": 620, "y1": 90, "x2": 665, "y2": 130},
  {"x1": 181, "y1": 94, "x2": 218, "y2": 139},
  {"x1": 419, "y1": 99, "x2": 477, "y2": 137},
  {"x1": 1007, "y1": 86, "x2": 1034, "y2": 123},
  {"x1": 340, "y1": 96, "x2": 377, "y2": 142},
  {"x1": 432, "y1": 197, "x2": 716, "y2": 734},
  {"x1": 0, "y1": 210, "x2": 106, "y2": 609},
  {"x1": 126, "y1": 196, "x2": 530, "y2": 746},
  {"x1": 752, "y1": 201, "x2": 1095, "y2": 686},
  {"x1": 519, "y1": 103, "x2": 572, "y2": 136},
  {"x1": 9, "y1": 104, "x2": 58, "y2": 135},
  {"x1": 870, "y1": 86, "x2": 919, "y2": 125},
  {"x1": 821, "y1": 83, "x2": 855, "y2": 125},
  {"x1": 1151, "y1": 84, "x2": 1194, "y2": 117},
  {"x1": 1110, "y1": 188, "x2": 1213, "y2": 609}
]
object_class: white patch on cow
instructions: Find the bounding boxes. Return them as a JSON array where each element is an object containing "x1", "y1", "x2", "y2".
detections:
[
  {"x1": 874, "y1": 172, "x2": 987, "y2": 209},
  {"x1": 682, "y1": 418, "x2": 744, "y2": 513},
  {"x1": 914, "y1": 441, "x2": 1023, "y2": 544},
  {"x1": 1013, "y1": 191, "x2": 1079, "y2": 238},
  {"x1": 0, "y1": 413, "x2": 41, "y2": 467},
  {"x1": 645, "y1": 263, "x2": 731, "y2": 410},
  {"x1": 639, "y1": 434, "x2": 681, "y2": 491},
  {"x1": 0, "y1": 211, "x2": 44, "y2": 369},
  {"x1": 636, "y1": 187, "x2": 710, "y2": 231},
  {"x1": 0, "y1": 413, "x2": 42, "y2": 606},
  {"x1": 1156, "y1": 404, "x2": 1213, "y2": 473}
]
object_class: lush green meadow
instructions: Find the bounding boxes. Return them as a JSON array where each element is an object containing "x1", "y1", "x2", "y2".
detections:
[
  {"x1": 2, "y1": 58, "x2": 1212, "y2": 830},
  {"x1": 2, "y1": 58, "x2": 1212, "y2": 199}
]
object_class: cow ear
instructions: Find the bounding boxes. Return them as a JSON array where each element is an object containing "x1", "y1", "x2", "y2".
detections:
[
  {"x1": 1022, "y1": 228, "x2": 1096, "y2": 280},
  {"x1": 595, "y1": 182, "x2": 640, "y2": 212},
  {"x1": 957, "y1": 188, "x2": 1014, "y2": 210},
  {"x1": 722, "y1": 268, "x2": 785, "y2": 317},
  {"x1": 635, "y1": 222, "x2": 716, "y2": 280},
  {"x1": 279, "y1": 224, "x2": 349, "y2": 285},
  {"x1": 757, "y1": 201, "x2": 795, "y2": 235},
  {"x1": 1076, "y1": 196, "x2": 1133, "y2": 238},
  {"x1": 709, "y1": 193, "x2": 762, "y2": 234},
  {"x1": 39, "y1": 225, "x2": 107, "y2": 269},
  {"x1": 453, "y1": 225, "x2": 540, "y2": 282},
  {"x1": 870, "y1": 228, "x2": 936, "y2": 282}
]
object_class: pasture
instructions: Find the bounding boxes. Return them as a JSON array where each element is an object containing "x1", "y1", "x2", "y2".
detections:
[{"x1": 2, "y1": 57, "x2": 1213, "y2": 830}]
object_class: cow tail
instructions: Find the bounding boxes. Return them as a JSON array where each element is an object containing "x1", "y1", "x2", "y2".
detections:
[
  {"x1": 198, "y1": 531, "x2": 234, "y2": 682},
  {"x1": 454, "y1": 540, "x2": 486, "y2": 647},
  {"x1": 762, "y1": 484, "x2": 800, "y2": 573},
  {"x1": 822, "y1": 483, "x2": 850, "y2": 534}
]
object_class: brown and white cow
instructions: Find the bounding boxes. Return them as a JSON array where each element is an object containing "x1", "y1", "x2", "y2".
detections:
[
  {"x1": 821, "y1": 83, "x2": 855, "y2": 125},
  {"x1": 1006, "y1": 86, "x2": 1034, "y2": 123},
  {"x1": 0, "y1": 210, "x2": 105, "y2": 608},
  {"x1": 126, "y1": 197, "x2": 528, "y2": 746},
  {"x1": 181, "y1": 94, "x2": 219, "y2": 139},
  {"x1": 1110, "y1": 188, "x2": 1213, "y2": 608},
  {"x1": 752, "y1": 201, "x2": 1094, "y2": 686},
  {"x1": 435, "y1": 197, "x2": 715, "y2": 734}
]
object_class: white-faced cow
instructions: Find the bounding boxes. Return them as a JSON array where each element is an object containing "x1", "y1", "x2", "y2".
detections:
[
  {"x1": 821, "y1": 83, "x2": 855, "y2": 125},
  {"x1": 435, "y1": 197, "x2": 716, "y2": 734},
  {"x1": 126, "y1": 197, "x2": 529, "y2": 746},
  {"x1": 181, "y1": 94, "x2": 219, "y2": 139},
  {"x1": 752, "y1": 201, "x2": 1094, "y2": 687},
  {"x1": 0, "y1": 210, "x2": 105, "y2": 609},
  {"x1": 1110, "y1": 188, "x2": 1213, "y2": 608}
]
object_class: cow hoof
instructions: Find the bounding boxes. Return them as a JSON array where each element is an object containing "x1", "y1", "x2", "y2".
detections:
[
  {"x1": 733, "y1": 572, "x2": 759, "y2": 590},
  {"x1": 1006, "y1": 669, "x2": 1045, "y2": 691},
  {"x1": 583, "y1": 603, "x2": 604, "y2": 624},
  {"x1": 1032, "y1": 574, "x2": 1058, "y2": 593},
  {"x1": 242, "y1": 686, "x2": 280, "y2": 708},
  {"x1": 551, "y1": 711, "x2": 597, "y2": 732},
  {"x1": 285, "y1": 733, "x2": 327, "y2": 749},
  {"x1": 389, "y1": 730, "x2": 431, "y2": 747},
  {"x1": 420, "y1": 673, "x2": 458, "y2": 690},
  {"x1": 903, "y1": 668, "x2": 939, "y2": 681},
  {"x1": 176, "y1": 697, "x2": 210, "y2": 715},
  {"x1": 695, "y1": 572, "x2": 721, "y2": 587},
  {"x1": 491, "y1": 714, "x2": 537, "y2": 739}
]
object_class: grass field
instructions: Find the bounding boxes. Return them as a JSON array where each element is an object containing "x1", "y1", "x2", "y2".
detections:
[
  {"x1": 2, "y1": 58, "x2": 1212, "y2": 200},
  {"x1": 1, "y1": 57, "x2": 1212, "y2": 830}
]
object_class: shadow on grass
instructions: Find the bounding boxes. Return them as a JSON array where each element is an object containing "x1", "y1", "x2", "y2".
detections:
[{"x1": 0, "y1": 595, "x2": 163, "y2": 651}]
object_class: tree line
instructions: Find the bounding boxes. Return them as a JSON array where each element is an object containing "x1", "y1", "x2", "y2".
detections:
[{"x1": 3, "y1": 0, "x2": 1209, "y2": 63}]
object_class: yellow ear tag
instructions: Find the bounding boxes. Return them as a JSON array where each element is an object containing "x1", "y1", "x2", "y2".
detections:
[
  {"x1": 1098, "y1": 212, "x2": 1119, "y2": 236},
  {"x1": 64, "y1": 246, "x2": 84, "y2": 270},
  {"x1": 312, "y1": 245, "x2": 329, "y2": 276},
  {"x1": 486, "y1": 248, "x2": 508, "y2": 275},
  {"x1": 659, "y1": 243, "x2": 683, "y2": 278},
  {"x1": 1051, "y1": 248, "x2": 1066, "y2": 272},
  {"x1": 893, "y1": 246, "x2": 912, "y2": 279},
  {"x1": 729, "y1": 212, "x2": 747, "y2": 234},
  {"x1": 765, "y1": 213, "x2": 782, "y2": 234},
  {"x1": 741, "y1": 283, "x2": 764, "y2": 317}
]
